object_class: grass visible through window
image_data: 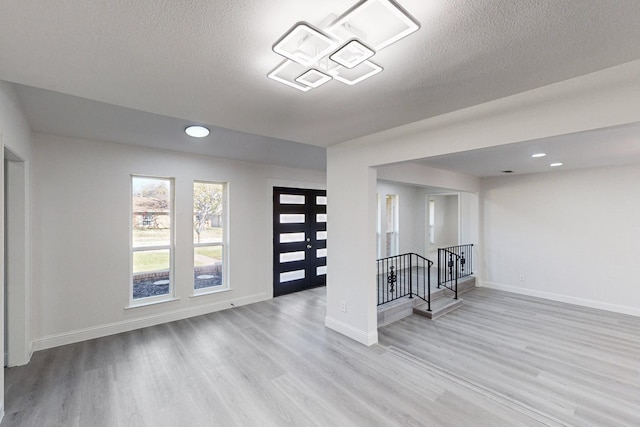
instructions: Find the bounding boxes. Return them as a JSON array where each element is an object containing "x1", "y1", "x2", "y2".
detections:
[
  {"x1": 133, "y1": 250, "x2": 170, "y2": 273},
  {"x1": 194, "y1": 246, "x2": 222, "y2": 266}
]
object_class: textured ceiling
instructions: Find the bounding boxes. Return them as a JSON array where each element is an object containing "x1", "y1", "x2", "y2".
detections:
[
  {"x1": 413, "y1": 123, "x2": 640, "y2": 178},
  {"x1": 14, "y1": 84, "x2": 327, "y2": 171},
  {"x1": 2, "y1": 0, "x2": 640, "y2": 148}
]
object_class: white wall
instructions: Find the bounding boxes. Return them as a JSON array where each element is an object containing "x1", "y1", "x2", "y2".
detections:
[
  {"x1": 0, "y1": 82, "x2": 31, "y2": 160},
  {"x1": 0, "y1": 80, "x2": 33, "y2": 419},
  {"x1": 429, "y1": 194, "x2": 458, "y2": 248},
  {"x1": 376, "y1": 181, "x2": 478, "y2": 265},
  {"x1": 31, "y1": 133, "x2": 325, "y2": 349},
  {"x1": 377, "y1": 163, "x2": 480, "y2": 193},
  {"x1": 480, "y1": 163, "x2": 640, "y2": 315},
  {"x1": 376, "y1": 181, "x2": 423, "y2": 257},
  {"x1": 378, "y1": 162, "x2": 480, "y2": 261},
  {"x1": 326, "y1": 60, "x2": 640, "y2": 345},
  {"x1": 459, "y1": 192, "x2": 479, "y2": 246}
]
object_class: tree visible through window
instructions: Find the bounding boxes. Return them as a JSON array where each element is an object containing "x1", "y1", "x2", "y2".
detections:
[
  {"x1": 193, "y1": 181, "x2": 226, "y2": 292},
  {"x1": 131, "y1": 176, "x2": 174, "y2": 302}
]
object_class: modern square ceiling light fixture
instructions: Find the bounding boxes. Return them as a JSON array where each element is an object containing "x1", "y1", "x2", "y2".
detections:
[
  {"x1": 330, "y1": 39, "x2": 375, "y2": 69},
  {"x1": 327, "y1": 0, "x2": 420, "y2": 51},
  {"x1": 268, "y1": 60, "x2": 313, "y2": 92},
  {"x1": 332, "y1": 61, "x2": 383, "y2": 85},
  {"x1": 273, "y1": 23, "x2": 338, "y2": 67},
  {"x1": 268, "y1": 0, "x2": 420, "y2": 92},
  {"x1": 296, "y1": 69, "x2": 332, "y2": 88}
]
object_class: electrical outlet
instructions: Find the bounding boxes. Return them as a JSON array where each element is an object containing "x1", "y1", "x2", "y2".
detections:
[
  {"x1": 340, "y1": 301, "x2": 347, "y2": 313},
  {"x1": 519, "y1": 274, "x2": 525, "y2": 282}
]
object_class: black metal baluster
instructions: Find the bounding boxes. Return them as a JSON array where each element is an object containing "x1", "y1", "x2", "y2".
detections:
[
  {"x1": 386, "y1": 259, "x2": 389, "y2": 302},
  {"x1": 409, "y1": 254, "x2": 413, "y2": 299},
  {"x1": 437, "y1": 249, "x2": 441, "y2": 289},
  {"x1": 454, "y1": 253, "x2": 459, "y2": 300},
  {"x1": 427, "y1": 259, "x2": 432, "y2": 311}
]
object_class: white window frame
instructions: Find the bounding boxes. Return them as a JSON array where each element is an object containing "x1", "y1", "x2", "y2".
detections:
[
  {"x1": 385, "y1": 194, "x2": 399, "y2": 256},
  {"x1": 192, "y1": 180, "x2": 229, "y2": 296},
  {"x1": 428, "y1": 198, "x2": 435, "y2": 245},
  {"x1": 129, "y1": 175, "x2": 176, "y2": 308}
]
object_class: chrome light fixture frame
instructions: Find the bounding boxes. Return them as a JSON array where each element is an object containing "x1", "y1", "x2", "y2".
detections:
[
  {"x1": 330, "y1": 39, "x2": 375, "y2": 69},
  {"x1": 272, "y1": 22, "x2": 338, "y2": 67},
  {"x1": 267, "y1": 0, "x2": 420, "y2": 92}
]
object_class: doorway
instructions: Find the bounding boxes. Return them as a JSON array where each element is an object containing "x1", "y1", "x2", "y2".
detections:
[
  {"x1": 376, "y1": 193, "x2": 399, "y2": 258},
  {"x1": 426, "y1": 193, "x2": 459, "y2": 259},
  {"x1": 4, "y1": 147, "x2": 28, "y2": 367},
  {"x1": 273, "y1": 187, "x2": 326, "y2": 297}
]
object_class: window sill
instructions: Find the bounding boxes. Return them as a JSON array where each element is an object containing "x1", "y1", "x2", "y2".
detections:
[
  {"x1": 125, "y1": 297, "x2": 180, "y2": 310},
  {"x1": 190, "y1": 287, "x2": 231, "y2": 298}
]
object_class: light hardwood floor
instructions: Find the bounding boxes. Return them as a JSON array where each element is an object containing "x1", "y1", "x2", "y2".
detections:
[
  {"x1": 379, "y1": 288, "x2": 640, "y2": 426},
  {"x1": 2, "y1": 287, "x2": 639, "y2": 426}
]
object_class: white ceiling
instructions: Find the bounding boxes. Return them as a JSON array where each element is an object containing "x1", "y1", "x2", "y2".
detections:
[
  {"x1": 2, "y1": 1, "x2": 640, "y2": 172},
  {"x1": 414, "y1": 122, "x2": 640, "y2": 178},
  {"x1": 14, "y1": 84, "x2": 326, "y2": 170}
]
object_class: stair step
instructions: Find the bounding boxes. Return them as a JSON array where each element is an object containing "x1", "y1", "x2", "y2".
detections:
[
  {"x1": 414, "y1": 297, "x2": 463, "y2": 319},
  {"x1": 377, "y1": 296, "x2": 424, "y2": 327},
  {"x1": 435, "y1": 276, "x2": 476, "y2": 297},
  {"x1": 457, "y1": 276, "x2": 476, "y2": 295},
  {"x1": 377, "y1": 276, "x2": 476, "y2": 327}
]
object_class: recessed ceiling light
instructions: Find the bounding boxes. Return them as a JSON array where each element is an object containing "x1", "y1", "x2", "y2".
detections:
[
  {"x1": 185, "y1": 125, "x2": 210, "y2": 138},
  {"x1": 550, "y1": 162, "x2": 563, "y2": 167},
  {"x1": 531, "y1": 153, "x2": 546, "y2": 158}
]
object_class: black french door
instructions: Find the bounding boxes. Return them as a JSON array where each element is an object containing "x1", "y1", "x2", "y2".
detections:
[{"x1": 273, "y1": 187, "x2": 327, "y2": 297}]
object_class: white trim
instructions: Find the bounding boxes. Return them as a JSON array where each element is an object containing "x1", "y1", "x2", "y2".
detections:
[
  {"x1": 480, "y1": 281, "x2": 640, "y2": 317},
  {"x1": 130, "y1": 175, "x2": 176, "y2": 306},
  {"x1": 33, "y1": 292, "x2": 268, "y2": 351},
  {"x1": 192, "y1": 180, "x2": 229, "y2": 292},
  {"x1": 132, "y1": 245, "x2": 171, "y2": 252},
  {"x1": 325, "y1": 316, "x2": 378, "y2": 346},
  {"x1": 125, "y1": 297, "x2": 180, "y2": 310},
  {"x1": 193, "y1": 242, "x2": 223, "y2": 248},
  {"x1": 190, "y1": 287, "x2": 232, "y2": 298}
]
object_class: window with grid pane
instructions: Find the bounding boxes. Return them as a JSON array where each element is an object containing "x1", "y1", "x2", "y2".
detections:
[
  {"x1": 193, "y1": 181, "x2": 227, "y2": 293},
  {"x1": 131, "y1": 176, "x2": 174, "y2": 303}
]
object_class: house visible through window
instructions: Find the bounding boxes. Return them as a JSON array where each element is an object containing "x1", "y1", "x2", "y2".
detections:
[
  {"x1": 131, "y1": 176, "x2": 174, "y2": 303},
  {"x1": 193, "y1": 181, "x2": 227, "y2": 293}
]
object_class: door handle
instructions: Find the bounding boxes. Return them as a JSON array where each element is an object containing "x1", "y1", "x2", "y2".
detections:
[{"x1": 307, "y1": 244, "x2": 312, "y2": 249}]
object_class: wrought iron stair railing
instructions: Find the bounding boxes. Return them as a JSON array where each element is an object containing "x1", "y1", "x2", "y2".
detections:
[
  {"x1": 377, "y1": 253, "x2": 433, "y2": 311},
  {"x1": 437, "y1": 244, "x2": 474, "y2": 300}
]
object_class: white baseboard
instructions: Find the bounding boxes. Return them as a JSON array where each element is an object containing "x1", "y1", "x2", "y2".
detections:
[
  {"x1": 325, "y1": 316, "x2": 378, "y2": 346},
  {"x1": 32, "y1": 292, "x2": 268, "y2": 351},
  {"x1": 480, "y1": 281, "x2": 640, "y2": 317}
]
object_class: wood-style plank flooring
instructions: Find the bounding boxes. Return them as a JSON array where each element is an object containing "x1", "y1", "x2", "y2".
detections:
[
  {"x1": 2, "y1": 287, "x2": 639, "y2": 426},
  {"x1": 379, "y1": 288, "x2": 640, "y2": 426}
]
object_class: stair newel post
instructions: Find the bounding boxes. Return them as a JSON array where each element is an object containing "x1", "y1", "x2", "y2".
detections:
[
  {"x1": 454, "y1": 255, "x2": 459, "y2": 300},
  {"x1": 427, "y1": 259, "x2": 432, "y2": 312},
  {"x1": 437, "y1": 249, "x2": 441, "y2": 289},
  {"x1": 408, "y1": 254, "x2": 413, "y2": 299}
]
